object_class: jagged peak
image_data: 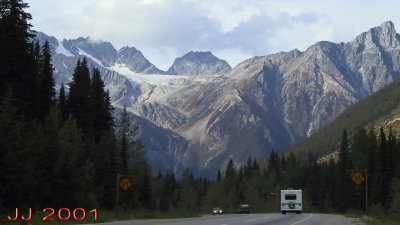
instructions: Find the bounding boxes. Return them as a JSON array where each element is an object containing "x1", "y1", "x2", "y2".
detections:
[
  {"x1": 370, "y1": 21, "x2": 396, "y2": 38},
  {"x1": 182, "y1": 51, "x2": 214, "y2": 58},
  {"x1": 381, "y1": 21, "x2": 395, "y2": 31},
  {"x1": 354, "y1": 21, "x2": 399, "y2": 49},
  {"x1": 119, "y1": 46, "x2": 138, "y2": 52}
]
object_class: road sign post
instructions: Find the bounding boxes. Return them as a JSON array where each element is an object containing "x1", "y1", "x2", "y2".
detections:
[
  {"x1": 365, "y1": 168, "x2": 368, "y2": 216},
  {"x1": 115, "y1": 173, "x2": 134, "y2": 218},
  {"x1": 351, "y1": 169, "x2": 368, "y2": 216},
  {"x1": 115, "y1": 173, "x2": 121, "y2": 218}
]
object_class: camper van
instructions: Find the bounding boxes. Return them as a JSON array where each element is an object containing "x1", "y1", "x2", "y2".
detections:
[{"x1": 280, "y1": 188, "x2": 302, "y2": 214}]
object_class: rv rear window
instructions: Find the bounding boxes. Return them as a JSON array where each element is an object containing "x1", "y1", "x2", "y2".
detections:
[{"x1": 285, "y1": 194, "x2": 296, "y2": 200}]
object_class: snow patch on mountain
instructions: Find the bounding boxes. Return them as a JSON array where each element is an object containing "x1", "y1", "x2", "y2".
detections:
[
  {"x1": 108, "y1": 63, "x2": 189, "y2": 86},
  {"x1": 77, "y1": 47, "x2": 103, "y2": 66},
  {"x1": 55, "y1": 42, "x2": 74, "y2": 57}
]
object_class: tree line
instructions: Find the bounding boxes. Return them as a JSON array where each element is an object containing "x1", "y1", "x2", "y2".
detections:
[{"x1": 146, "y1": 127, "x2": 400, "y2": 214}]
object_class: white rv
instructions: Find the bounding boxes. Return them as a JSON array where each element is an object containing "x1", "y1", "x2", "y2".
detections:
[{"x1": 280, "y1": 188, "x2": 302, "y2": 214}]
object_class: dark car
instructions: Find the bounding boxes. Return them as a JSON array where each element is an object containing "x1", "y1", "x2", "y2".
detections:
[
  {"x1": 211, "y1": 207, "x2": 223, "y2": 215},
  {"x1": 236, "y1": 204, "x2": 250, "y2": 214}
]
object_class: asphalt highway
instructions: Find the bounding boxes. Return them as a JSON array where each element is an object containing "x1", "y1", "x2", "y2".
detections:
[{"x1": 85, "y1": 213, "x2": 363, "y2": 225}]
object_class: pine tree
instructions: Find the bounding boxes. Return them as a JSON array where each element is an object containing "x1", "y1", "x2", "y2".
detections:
[
  {"x1": 37, "y1": 39, "x2": 55, "y2": 121},
  {"x1": 386, "y1": 127, "x2": 396, "y2": 186},
  {"x1": 67, "y1": 58, "x2": 91, "y2": 136},
  {"x1": 58, "y1": 83, "x2": 68, "y2": 119},
  {"x1": 116, "y1": 107, "x2": 137, "y2": 174},
  {"x1": 217, "y1": 168, "x2": 221, "y2": 182},
  {"x1": 350, "y1": 128, "x2": 369, "y2": 169},
  {"x1": 0, "y1": 0, "x2": 38, "y2": 119},
  {"x1": 38, "y1": 108, "x2": 62, "y2": 206},
  {"x1": 55, "y1": 116, "x2": 85, "y2": 208},
  {"x1": 253, "y1": 158, "x2": 259, "y2": 170},
  {"x1": 178, "y1": 170, "x2": 199, "y2": 212},
  {"x1": 225, "y1": 159, "x2": 236, "y2": 179},
  {"x1": 90, "y1": 67, "x2": 113, "y2": 141},
  {"x1": 334, "y1": 129, "x2": 352, "y2": 212},
  {"x1": 93, "y1": 132, "x2": 118, "y2": 209},
  {"x1": 268, "y1": 150, "x2": 281, "y2": 181},
  {"x1": 378, "y1": 127, "x2": 393, "y2": 208}
]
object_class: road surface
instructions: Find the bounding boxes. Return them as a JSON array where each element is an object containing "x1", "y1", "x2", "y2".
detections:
[{"x1": 85, "y1": 213, "x2": 364, "y2": 225}]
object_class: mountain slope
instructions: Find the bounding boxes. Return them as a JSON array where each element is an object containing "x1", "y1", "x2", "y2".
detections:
[
  {"x1": 35, "y1": 21, "x2": 400, "y2": 177},
  {"x1": 285, "y1": 74, "x2": 400, "y2": 161}
]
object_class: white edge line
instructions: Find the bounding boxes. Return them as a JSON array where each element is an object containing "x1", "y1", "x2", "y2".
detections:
[{"x1": 290, "y1": 214, "x2": 313, "y2": 225}]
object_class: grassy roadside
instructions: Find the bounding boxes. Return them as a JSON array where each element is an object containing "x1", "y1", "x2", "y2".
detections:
[
  {"x1": 0, "y1": 210, "x2": 200, "y2": 225},
  {"x1": 363, "y1": 215, "x2": 400, "y2": 225},
  {"x1": 344, "y1": 208, "x2": 400, "y2": 225}
]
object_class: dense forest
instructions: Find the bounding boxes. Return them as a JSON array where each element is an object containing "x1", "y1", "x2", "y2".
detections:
[
  {"x1": 0, "y1": 0, "x2": 149, "y2": 213},
  {"x1": 1, "y1": 0, "x2": 400, "y2": 222}
]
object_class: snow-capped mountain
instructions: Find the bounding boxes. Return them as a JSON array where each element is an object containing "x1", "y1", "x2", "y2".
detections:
[{"x1": 36, "y1": 21, "x2": 400, "y2": 177}]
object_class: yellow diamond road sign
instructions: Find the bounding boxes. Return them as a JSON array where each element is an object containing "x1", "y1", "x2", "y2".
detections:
[
  {"x1": 120, "y1": 178, "x2": 132, "y2": 190},
  {"x1": 352, "y1": 172, "x2": 364, "y2": 185}
]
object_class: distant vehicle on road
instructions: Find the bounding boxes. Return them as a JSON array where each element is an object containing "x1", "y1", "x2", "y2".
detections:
[
  {"x1": 236, "y1": 204, "x2": 250, "y2": 214},
  {"x1": 211, "y1": 207, "x2": 223, "y2": 215},
  {"x1": 281, "y1": 188, "x2": 302, "y2": 214}
]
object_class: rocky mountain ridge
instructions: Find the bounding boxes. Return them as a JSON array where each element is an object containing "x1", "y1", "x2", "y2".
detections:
[
  {"x1": 36, "y1": 21, "x2": 400, "y2": 177},
  {"x1": 36, "y1": 33, "x2": 231, "y2": 76}
]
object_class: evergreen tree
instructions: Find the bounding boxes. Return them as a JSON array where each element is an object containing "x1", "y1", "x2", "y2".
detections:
[
  {"x1": 130, "y1": 140, "x2": 152, "y2": 209},
  {"x1": 55, "y1": 116, "x2": 85, "y2": 208},
  {"x1": 93, "y1": 132, "x2": 118, "y2": 209},
  {"x1": 378, "y1": 127, "x2": 393, "y2": 208},
  {"x1": 253, "y1": 158, "x2": 259, "y2": 170},
  {"x1": 217, "y1": 168, "x2": 221, "y2": 182},
  {"x1": 268, "y1": 150, "x2": 281, "y2": 181},
  {"x1": 33, "y1": 108, "x2": 62, "y2": 206},
  {"x1": 37, "y1": 39, "x2": 55, "y2": 121},
  {"x1": 225, "y1": 159, "x2": 236, "y2": 179},
  {"x1": 58, "y1": 83, "x2": 67, "y2": 119},
  {"x1": 366, "y1": 128, "x2": 379, "y2": 206},
  {"x1": 159, "y1": 170, "x2": 178, "y2": 211},
  {"x1": 67, "y1": 57, "x2": 91, "y2": 136},
  {"x1": 0, "y1": 0, "x2": 38, "y2": 119},
  {"x1": 178, "y1": 170, "x2": 199, "y2": 212},
  {"x1": 90, "y1": 68, "x2": 113, "y2": 141},
  {"x1": 334, "y1": 129, "x2": 352, "y2": 212}
]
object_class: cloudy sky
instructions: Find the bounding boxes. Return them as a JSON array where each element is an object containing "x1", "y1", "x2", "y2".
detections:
[{"x1": 26, "y1": 0, "x2": 400, "y2": 70}]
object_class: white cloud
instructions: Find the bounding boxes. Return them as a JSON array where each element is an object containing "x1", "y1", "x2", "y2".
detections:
[
  {"x1": 195, "y1": 0, "x2": 261, "y2": 32},
  {"x1": 26, "y1": 0, "x2": 400, "y2": 70}
]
